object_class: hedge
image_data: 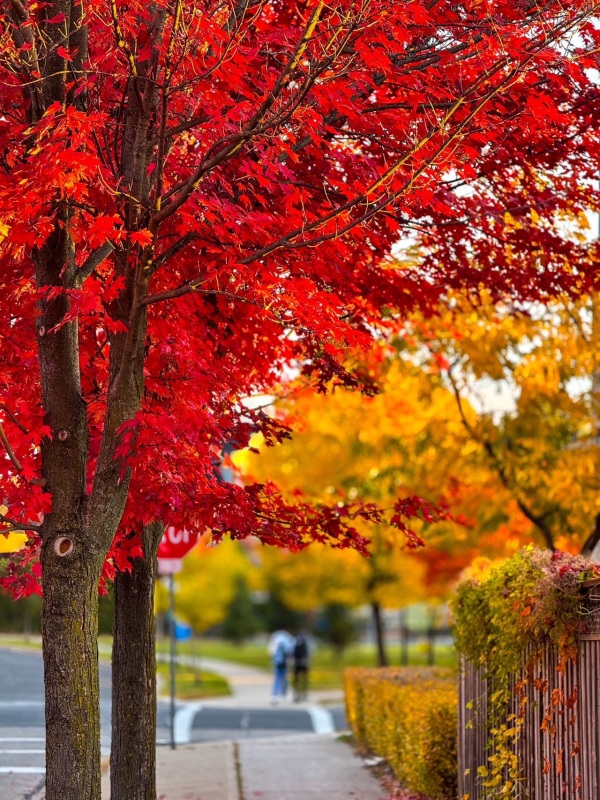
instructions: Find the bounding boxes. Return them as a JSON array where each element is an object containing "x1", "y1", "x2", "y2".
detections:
[{"x1": 344, "y1": 666, "x2": 458, "y2": 800}]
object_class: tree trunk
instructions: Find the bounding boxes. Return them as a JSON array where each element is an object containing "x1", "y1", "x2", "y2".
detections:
[
  {"x1": 399, "y1": 609, "x2": 409, "y2": 666},
  {"x1": 372, "y1": 601, "x2": 388, "y2": 667},
  {"x1": 110, "y1": 523, "x2": 163, "y2": 800},
  {"x1": 427, "y1": 625, "x2": 436, "y2": 666},
  {"x1": 42, "y1": 545, "x2": 103, "y2": 800},
  {"x1": 580, "y1": 512, "x2": 600, "y2": 558}
]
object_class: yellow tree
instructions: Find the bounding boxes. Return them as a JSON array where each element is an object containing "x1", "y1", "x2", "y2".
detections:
[
  {"x1": 235, "y1": 355, "x2": 531, "y2": 664},
  {"x1": 156, "y1": 536, "x2": 258, "y2": 634},
  {"x1": 413, "y1": 291, "x2": 600, "y2": 553},
  {"x1": 259, "y1": 541, "x2": 426, "y2": 659}
]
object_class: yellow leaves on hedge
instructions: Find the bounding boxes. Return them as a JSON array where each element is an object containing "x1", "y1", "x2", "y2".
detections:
[
  {"x1": 460, "y1": 556, "x2": 505, "y2": 583},
  {"x1": 345, "y1": 667, "x2": 458, "y2": 800}
]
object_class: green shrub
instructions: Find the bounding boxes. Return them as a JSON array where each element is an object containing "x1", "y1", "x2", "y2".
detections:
[{"x1": 344, "y1": 666, "x2": 457, "y2": 800}]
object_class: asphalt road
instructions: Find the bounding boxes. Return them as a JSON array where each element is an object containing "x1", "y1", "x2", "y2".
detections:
[
  {"x1": 0, "y1": 646, "x2": 112, "y2": 798},
  {"x1": 0, "y1": 647, "x2": 345, "y2": 799},
  {"x1": 189, "y1": 705, "x2": 346, "y2": 742}
]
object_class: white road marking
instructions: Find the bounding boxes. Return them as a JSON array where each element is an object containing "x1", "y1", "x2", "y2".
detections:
[
  {"x1": 173, "y1": 702, "x2": 204, "y2": 744},
  {"x1": 0, "y1": 767, "x2": 45, "y2": 774},
  {"x1": 0, "y1": 701, "x2": 43, "y2": 707},
  {"x1": 0, "y1": 738, "x2": 44, "y2": 742},
  {"x1": 306, "y1": 706, "x2": 335, "y2": 734}
]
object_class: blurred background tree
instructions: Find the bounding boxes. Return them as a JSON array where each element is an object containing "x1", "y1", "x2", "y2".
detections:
[
  {"x1": 410, "y1": 290, "x2": 600, "y2": 553},
  {"x1": 220, "y1": 576, "x2": 263, "y2": 644},
  {"x1": 155, "y1": 536, "x2": 260, "y2": 635},
  {"x1": 234, "y1": 351, "x2": 537, "y2": 664}
]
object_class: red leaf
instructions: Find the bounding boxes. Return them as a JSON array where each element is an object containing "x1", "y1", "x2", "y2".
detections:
[{"x1": 57, "y1": 46, "x2": 73, "y2": 62}]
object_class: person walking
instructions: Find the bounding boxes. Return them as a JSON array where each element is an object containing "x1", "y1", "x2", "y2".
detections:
[
  {"x1": 268, "y1": 629, "x2": 294, "y2": 704},
  {"x1": 292, "y1": 631, "x2": 310, "y2": 702}
]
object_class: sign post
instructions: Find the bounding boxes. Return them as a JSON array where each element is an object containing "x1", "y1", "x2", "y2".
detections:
[
  {"x1": 157, "y1": 527, "x2": 199, "y2": 750},
  {"x1": 168, "y1": 573, "x2": 176, "y2": 750}
]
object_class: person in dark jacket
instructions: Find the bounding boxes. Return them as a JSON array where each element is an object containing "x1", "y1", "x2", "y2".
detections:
[{"x1": 292, "y1": 631, "x2": 310, "y2": 702}]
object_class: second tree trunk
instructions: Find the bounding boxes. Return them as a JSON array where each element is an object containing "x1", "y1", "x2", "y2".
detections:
[{"x1": 110, "y1": 524, "x2": 163, "y2": 800}]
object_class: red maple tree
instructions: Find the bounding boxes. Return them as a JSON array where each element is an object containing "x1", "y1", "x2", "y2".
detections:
[{"x1": 0, "y1": 1, "x2": 598, "y2": 797}]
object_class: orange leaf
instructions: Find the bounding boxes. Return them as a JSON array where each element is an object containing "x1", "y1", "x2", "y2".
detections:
[{"x1": 130, "y1": 229, "x2": 153, "y2": 247}]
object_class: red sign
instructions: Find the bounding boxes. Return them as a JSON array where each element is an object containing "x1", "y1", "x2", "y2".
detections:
[{"x1": 157, "y1": 527, "x2": 199, "y2": 560}]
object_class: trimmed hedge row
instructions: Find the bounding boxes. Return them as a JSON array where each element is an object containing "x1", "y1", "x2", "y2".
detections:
[{"x1": 344, "y1": 667, "x2": 458, "y2": 800}]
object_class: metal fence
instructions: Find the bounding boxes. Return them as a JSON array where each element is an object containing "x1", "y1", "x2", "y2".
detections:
[{"x1": 459, "y1": 630, "x2": 600, "y2": 799}]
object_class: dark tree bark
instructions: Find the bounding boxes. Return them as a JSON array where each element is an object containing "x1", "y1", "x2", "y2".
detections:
[
  {"x1": 580, "y1": 513, "x2": 600, "y2": 558},
  {"x1": 372, "y1": 601, "x2": 388, "y2": 667},
  {"x1": 33, "y1": 202, "x2": 106, "y2": 799},
  {"x1": 426, "y1": 611, "x2": 436, "y2": 666},
  {"x1": 42, "y1": 547, "x2": 103, "y2": 800},
  {"x1": 10, "y1": 2, "x2": 162, "y2": 793},
  {"x1": 34, "y1": 237, "x2": 147, "y2": 800},
  {"x1": 399, "y1": 609, "x2": 410, "y2": 666},
  {"x1": 110, "y1": 522, "x2": 164, "y2": 800}
]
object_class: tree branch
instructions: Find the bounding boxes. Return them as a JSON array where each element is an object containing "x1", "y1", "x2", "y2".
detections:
[
  {"x1": 581, "y1": 513, "x2": 600, "y2": 557},
  {"x1": 76, "y1": 242, "x2": 115, "y2": 286},
  {"x1": 151, "y1": 1, "x2": 332, "y2": 225},
  {"x1": 0, "y1": 511, "x2": 41, "y2": 533},
  {"x1": 147, "y1": 233, "x2": 197, "y2": 275},
  {"x1": 446, "y1": 364, "x2": 555, "y2": 550},
  {"x1": 0, "y1": 404, "x2": 28, "y2": 435},
  {"x1": 144, "y1": 53, "x2": 525, "y2": 305},
  {"x1": 0, "y1": 422, "x2": 23, "y2": 472}
]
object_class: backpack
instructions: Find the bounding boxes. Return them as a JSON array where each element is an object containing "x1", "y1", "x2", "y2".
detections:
[
  {"x1": 294, "y1": 635, "x2": 308, "y2": 663},
  {"x1": 274, "y1": 641, "x2": 287, "y2": 667}
]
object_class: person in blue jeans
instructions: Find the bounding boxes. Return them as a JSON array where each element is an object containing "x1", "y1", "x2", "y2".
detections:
[{"x1": 269, "y1": 630, "x2": 294, "y2": 704}]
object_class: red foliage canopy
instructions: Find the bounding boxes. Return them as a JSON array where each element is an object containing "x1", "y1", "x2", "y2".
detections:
[{"x1": 0, "y1": 0, "x2": 598, "y2": 594}]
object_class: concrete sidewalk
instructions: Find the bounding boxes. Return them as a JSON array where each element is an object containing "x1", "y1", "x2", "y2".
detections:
[
  {"x1": 101, "y1": 733, "x2": 388, "y2": 799},
  {"x1": 100, "y1": 656, "x2": 388, "y2": 799}
]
